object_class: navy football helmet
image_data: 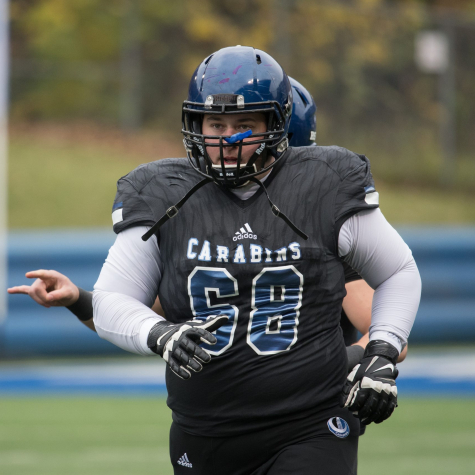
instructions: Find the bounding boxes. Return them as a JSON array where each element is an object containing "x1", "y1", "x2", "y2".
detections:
[
  {"x1": 288, "y1": 77, "x2": 317, "y2": 147},
  {"x1": 182, "y1": 45, "x2": 292, "y2": 187}
]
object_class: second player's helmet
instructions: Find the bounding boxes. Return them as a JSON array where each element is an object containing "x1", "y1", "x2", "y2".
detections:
[
  {"x1": 288, "y1": 77, "x2": 317, "y2": 147},
  {"x1": 182, "y1": 45, "x2": 293, "y2": 187}
]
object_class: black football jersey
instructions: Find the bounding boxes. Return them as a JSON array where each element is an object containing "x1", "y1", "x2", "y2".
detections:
[
  {"x1": 341, "y1": 262, "x2": 363, "y2": 346},
  {"x1": 112, "y1": 145, "x2": 378, "y2": 436}
]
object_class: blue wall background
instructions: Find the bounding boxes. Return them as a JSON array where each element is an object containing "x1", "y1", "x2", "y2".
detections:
[{"x1": 2, "y1": 227, "x2": 475, "y2": 358}]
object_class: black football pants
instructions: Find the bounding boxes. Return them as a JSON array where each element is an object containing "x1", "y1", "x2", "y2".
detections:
[{"x1": 170, "y1": 405, "x2": 359, "y2": 475}]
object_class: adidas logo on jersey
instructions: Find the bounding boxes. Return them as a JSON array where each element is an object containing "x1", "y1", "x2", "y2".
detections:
[
  {"x1": 233, "y1": 223, "x2": 257, "y2": 241},
  {"x1": 177, "y1": 453, "x2": 192, "y2": 468}
]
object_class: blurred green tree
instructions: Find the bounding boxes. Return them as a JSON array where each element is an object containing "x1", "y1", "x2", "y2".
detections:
[{"x1": 8, "y1": 0, "x2": 475, "y2": 187}]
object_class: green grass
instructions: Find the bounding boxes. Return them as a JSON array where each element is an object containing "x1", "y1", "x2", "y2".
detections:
[
  {"x1": 0, "y1": 397, "x2": 474, "y2": 474},
  {"x1": 358, "y1": 398, "x2": 475, "y2": 475},
  {"x1": 376, "y1": 183, "x2": 475, "y2": 224},
  {"x1": 0, "y1": 398, "x2": 173, "y2": 475},
  {"x1": 8, "y1": 124, "x2": 475, "y2": 228},
  {"x1": 8, "y1": 124, "x2": 183, "y2": 229},
  {"x1": 9, "y1": 137, "x2": 134, "y2": 228}
]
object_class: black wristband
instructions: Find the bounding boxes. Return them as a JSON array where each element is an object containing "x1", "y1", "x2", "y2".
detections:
[
  {"x1": 346, "y1": 344, "x2": 365, "y2": 372},
  {"x1": 363, "y1": 340, "x2": 399, "y2": 365},
  {"x1": 66, "y1": 288, "x2": 93, "y2": 322}
]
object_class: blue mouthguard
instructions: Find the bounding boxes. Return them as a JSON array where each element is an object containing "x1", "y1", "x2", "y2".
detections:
[{"x1": 224, "y1": 130, "x2": 253, "y2": 144}]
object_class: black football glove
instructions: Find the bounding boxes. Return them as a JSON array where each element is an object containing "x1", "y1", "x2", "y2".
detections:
[
  {"x1": 147, "y1": 315, "x2": 228, "y2": 380},
  {"x1": 340, "y1": 340, "x2": 399, "y2": 425}
]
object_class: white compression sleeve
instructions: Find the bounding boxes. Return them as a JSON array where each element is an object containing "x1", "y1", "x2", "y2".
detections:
[
  {"x1": 93, "y1": 226, "x2": 164, "y2": 356},
  {"x1": 338, "y1": 209, "x2": 421, "y2": 352}
]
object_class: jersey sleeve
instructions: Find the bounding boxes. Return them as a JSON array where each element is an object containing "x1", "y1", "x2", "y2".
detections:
[
  {"x1": 342, "y1": 261, "x2": 362, "y2": 284},
  {"x1": 112, "y1": 176, "x2": 155, "y2": 234},
  {"x1": 334, "y1": 154, "x2": 379, "y2": 233}
]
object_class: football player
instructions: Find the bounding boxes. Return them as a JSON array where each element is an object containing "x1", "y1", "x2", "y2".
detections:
[
  {"x1": 10, "y1": 47, "x2": 420, "y2": 473},
  {"x1": 7, "y1": 77, "x2": 407, "y2": 373},
  {"x1": 90, "y1": 46, "x2": 420, "y2": 474}
]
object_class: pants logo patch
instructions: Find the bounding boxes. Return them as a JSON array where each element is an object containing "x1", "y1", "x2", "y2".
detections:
[
  {"x1": 327, "y1": 417, "x2": 350, "y2": 438},
  {"x1": 177, "y1": 452, "x2": 192, "y2": 468}
]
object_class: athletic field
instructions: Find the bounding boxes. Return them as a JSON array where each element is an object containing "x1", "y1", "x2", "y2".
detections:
[
  {"x1": 1, "y1": 397, "x2": 474, "y2": 474},
  {"x1": 1, "y1": 351, "x2": 474, "y2": 474}
]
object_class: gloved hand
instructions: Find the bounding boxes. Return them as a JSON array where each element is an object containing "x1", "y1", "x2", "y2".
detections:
[
  {"x1": 340, "y1": 340, "x2": 399, "y2": 424},
  {"x1": 147, "y1": 315, "x2": 228, "y2": 379}
]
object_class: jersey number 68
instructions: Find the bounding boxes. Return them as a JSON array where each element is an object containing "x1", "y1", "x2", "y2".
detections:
[{"x1": 188, "y1": 266, "x2": 304, "y2": 356}]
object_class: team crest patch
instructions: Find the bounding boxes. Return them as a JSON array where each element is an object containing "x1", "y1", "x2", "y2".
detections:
[{"x1": 327, "y1": 417, "x2": 350, "y2": 438}]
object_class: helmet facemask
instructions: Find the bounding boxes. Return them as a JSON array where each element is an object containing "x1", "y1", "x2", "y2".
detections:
[{"x1": 182, "y1": 94, "x2": 291, "y2": 188}]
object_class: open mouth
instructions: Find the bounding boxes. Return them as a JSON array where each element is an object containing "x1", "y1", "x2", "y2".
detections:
[{"x1": 224, "y1": 157, "x2": 238, "y2": 165}]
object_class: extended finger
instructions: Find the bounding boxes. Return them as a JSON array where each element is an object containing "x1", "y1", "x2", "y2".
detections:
[
  {"x1": 191, "y1": 327, "x2": 217, "y2": 346},
  {"x1": 187, "y1": 358, "x2": 202, "y2": 372},
  {"x1": 184, "y1": 337, "x2": 212, "y2": 364},
  {"x1": 174, "y1": 346, "x2": 191, "y2": 367},
  {"x1": 179, "y1": 338, "x2": 205, "y2": 370},
  {"x1": 175, "y1": 345, "x2": 204, "y2": 372},
  {"x1": 7, "y1": 285, "x2": 32, "y2": 295},
  {"x1": 25, "y1": 270, "x2": 60, "y2": 290},
  {"x1": 25, "y1": 269, "x2": 55, "y2": 280},
  {"x1": 168, "y1": 356, "x2": 191, "y2": 380},
  {"x1": 202, "y1": 315, "x2": 229, "y2": 333},
  {"x1": 179, "y1": 336, "x2": 200, "y2": 357},
  {"x1": 11, "y1": 280, "x2": 50, "y2": 308}
]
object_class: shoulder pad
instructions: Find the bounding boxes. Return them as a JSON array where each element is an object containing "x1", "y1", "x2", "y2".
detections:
[{"x1": 111, "y1": 158, "x2": 197, "y2": 234}]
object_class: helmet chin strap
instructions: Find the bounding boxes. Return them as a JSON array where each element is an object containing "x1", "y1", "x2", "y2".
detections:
[
  {"x1": 144, "y1": 131, "x2": 307, "y2": 241},
  {"x1": 142, "y1": 159, "x2": 308, "y2": 243},
  {"x1": 210, "y1": 163, "x2": 258, "y2": 188},
  {"x1": 246, "y1": 176, "x2": 308, "y2": 240},
  {"x1": 209, "y1": 137, "x2": 269, "y2": 188}
]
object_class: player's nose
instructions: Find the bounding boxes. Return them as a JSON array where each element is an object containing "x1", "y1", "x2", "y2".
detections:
[{"x1": 223, "y1": 126, "x2": 239, "y2": 136}]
